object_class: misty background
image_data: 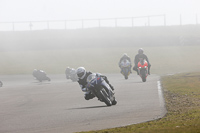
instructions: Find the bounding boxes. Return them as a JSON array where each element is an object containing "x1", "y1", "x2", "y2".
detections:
[
  {"x1": 0, "y1": 0, "x2": 200, "y2": 74},
  {"x1": 1, "y1": 0, "x2": 200, "y2": 22}
]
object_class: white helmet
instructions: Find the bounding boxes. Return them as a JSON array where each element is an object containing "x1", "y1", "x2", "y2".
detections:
[
  {"x1": 138, "y1": 48, "x2": 144, "y2": 54},
  {"x1": 76, "y1": 67, "x2": 86, "y2": 79},
  {"x1": 123, "y1": 53, "x2": 128, "y2": 57}
]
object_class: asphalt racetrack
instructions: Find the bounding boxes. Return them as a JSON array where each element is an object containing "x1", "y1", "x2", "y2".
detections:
[{"x1": 0, "y1": 74, "x2": 166, "y2": 133}]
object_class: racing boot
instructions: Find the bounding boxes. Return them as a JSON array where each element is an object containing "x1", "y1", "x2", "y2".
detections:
[
  {"x1": 85, "y1": 92, "x2": 95, "y2": 100},
  {"x1": 148, "y1": 70, "x2": 150, "y2": 75},
  {"x1": 137, "y1": 70, "x2": 139, "y2": 75}
]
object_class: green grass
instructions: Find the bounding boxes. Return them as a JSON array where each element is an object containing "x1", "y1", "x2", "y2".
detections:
[
  {"x1": 77, "y1": 72, "x2": 200, "y2": 133},
  {"x1": 0, "y1": 45, "x2": 200, "y2": 75}
]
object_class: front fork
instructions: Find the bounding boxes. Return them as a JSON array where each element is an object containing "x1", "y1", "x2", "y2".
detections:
[
  {"x1": 138, "y1": 67, "x2": 148, "y2": 77},
  {"x1": 101, "y1": 80, "x2": 115, "y2": 99}
]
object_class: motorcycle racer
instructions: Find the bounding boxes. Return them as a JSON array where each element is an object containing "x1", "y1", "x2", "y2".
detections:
[
  {"x1": 76, "y1": 67, "x2": 114, "y2": 100},
  {"x1": 118, "y1": 53, "x2": 132, "y2": 73},
  {"x1": 65, "y1": 67, "x2": 71, "y2": 79},
  {"x1": 133, "y1": 48, "x2": 151, "y2": 75}
]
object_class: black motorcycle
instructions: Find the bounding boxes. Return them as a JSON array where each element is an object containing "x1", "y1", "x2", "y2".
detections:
[{"x1": 86, "y1": 73, "x2": 117, "y2": 106}]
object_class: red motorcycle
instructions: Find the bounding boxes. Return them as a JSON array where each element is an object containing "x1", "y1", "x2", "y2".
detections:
[{"x1": 137, "y1": 58, "x2": 148, "y2": 82}]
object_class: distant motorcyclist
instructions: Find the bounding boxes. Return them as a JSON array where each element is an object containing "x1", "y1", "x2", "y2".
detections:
[
  {"x1": 32, "y1": 69, "x2": 50, "y2": 82},
  {"x1": 32, "y1": 69, "x2": 41, "y2": 78},
  {"x1": 76, "y1": 67, "x2": 114, "y2": 100},
  {"x1": 133, "y1": 48, "x2": 151, "y2": 75},
  {"x1": 65, "y1": 67, "x2": 71, "y2": 79},
  {"x1": 118, "y1": 53, "x2": 132, "y2": 73}
]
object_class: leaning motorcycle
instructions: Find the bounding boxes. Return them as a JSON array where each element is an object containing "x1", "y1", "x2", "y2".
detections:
[
  {"x1": 120, "y1": 59, "x2": 131, "y2": 79},
  {"x1": 32, "y1": 69, "x2": 51, "y2": 82},
  {"x1": 86, "y1": 73, "x2": 117, "y2": 106},
  {"x1": 65, "y1": 67, "x2": 78, "y2": 82},
  {"x1": 137, "y1": 58, "x2": 148, "y2": 82}
]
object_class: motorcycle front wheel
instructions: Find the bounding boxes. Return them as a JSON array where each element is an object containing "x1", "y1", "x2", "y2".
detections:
[
  {"x1": 141, "y1": 69, "x2": 147, "y2": 82},
  {"x1": 100, "y1": 89, "x2": 112, "y2": 106},
  {"x1": 112, "y1": 97, "x2": 117, "y2": 105},
  {"x1": 123, "y1": 68, "x2": 129, "y2": 80}
]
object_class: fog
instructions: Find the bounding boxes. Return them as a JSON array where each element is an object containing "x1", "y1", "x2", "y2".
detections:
[
  {"x1": 0, "y1": 0, "x2": 200, "y2": 74},
  {"x1": 0, "y1": 0, "x2": 200, "y2": 22},
  {"x1": 1, "y1": 2, "x2": 200, "y2": 133},
  {"x1": 1, "y1": 0, "x2": 200, "y2": 51}
]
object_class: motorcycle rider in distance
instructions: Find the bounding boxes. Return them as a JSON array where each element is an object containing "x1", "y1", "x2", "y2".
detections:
[
  {"x1": 133, "y1": 48, "x2": 151, "y2": 75},
  {"x1": 76, "y1": 67, "x2": 114, "y2": 100},
  {"x1": 65, "y1": 67, "x2": 71, "y2": 79},
  {"x1": 118, "y1": 53, "x2": 132, "y2": 73}
]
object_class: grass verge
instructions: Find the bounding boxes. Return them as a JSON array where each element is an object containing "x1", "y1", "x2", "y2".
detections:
[{"x1": 78, "y1": 72, "x2": 200, "y2": 133}]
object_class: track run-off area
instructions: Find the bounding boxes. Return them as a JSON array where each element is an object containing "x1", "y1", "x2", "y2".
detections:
[{"x1": 0, "y1": 74, "x2": 166, "y2": 133}]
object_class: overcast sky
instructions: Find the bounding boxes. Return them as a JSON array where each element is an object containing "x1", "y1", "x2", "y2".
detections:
[{"x1": 0, "y1": 0, "x2": 200, "y2": 22}]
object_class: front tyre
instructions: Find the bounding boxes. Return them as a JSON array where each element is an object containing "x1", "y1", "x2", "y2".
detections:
[
  {"x1": 112, "y1": 98, "x2": 117, "y2": 105},
  {"x1": 123, "y1": 68, "x2": 129, "y2": 80},
  {"x1": 100, "y1": 89, "x2": 112, "y2": 106},
  {"x1": 142, "y1": 77, "x2": 146, "y2": 82},
  {"x1": 141, "y1": 69, "x2": 147, "y2": 82}
]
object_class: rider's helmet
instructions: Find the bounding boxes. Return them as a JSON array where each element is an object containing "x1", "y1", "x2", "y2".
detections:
[
  {"x1": 123, "y1": 53, "x2": 128, "y2": 57},
  {"x1": 138, "y1": 48, "x2": 144, "y2": 54},
  {"x1": 65, "y1": 67, "x2": 71, "y2": 74},
  {"x1": 66, "y1": 67, "x2": 70, "y2": 70},
  {"x1": 76, "y1": 67, "x2": 86, "y2": 79}
]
